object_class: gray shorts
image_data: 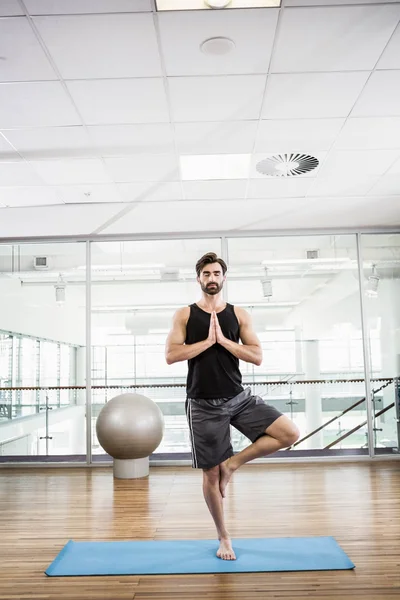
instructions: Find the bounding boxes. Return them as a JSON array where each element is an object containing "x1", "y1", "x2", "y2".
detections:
[{"x1": 185, "y1": 387, "x2": 283, "y2": 470}]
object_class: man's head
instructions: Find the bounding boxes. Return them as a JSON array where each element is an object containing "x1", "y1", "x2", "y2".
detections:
[{"x1": 195, "y1": 252, "x2": 227, "y2": 296}]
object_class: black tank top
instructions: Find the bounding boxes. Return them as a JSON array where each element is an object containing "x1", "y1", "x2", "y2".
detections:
[{"x1": 185, "y1": 303, "x2": 243, "y2": 400}]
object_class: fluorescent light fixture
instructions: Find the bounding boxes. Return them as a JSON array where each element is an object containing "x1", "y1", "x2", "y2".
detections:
[
  {"x1": 92, "y1": 305, "x2": 179, "y2": 313},
  {"x1": 77, "y1": 263, "x2": 165, "y2": 271},
  {"x1": 365, "y1": 265, "x2": 379, "y2": 298},
  {"x1": 156, "y1": 0, "x2": 280, "y2": 9},
  {"x1": 180, "y1": 154, "x2": 250, "y2": 181},
  {"x1": 54, "y1": 275, "x2": 66, "y2": 306},
  {"x1": 261, "y1": 258, "x2": 351, "y2": 265}
]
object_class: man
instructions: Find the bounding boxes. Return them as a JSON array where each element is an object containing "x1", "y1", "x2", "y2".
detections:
[{"x1": 165, "y1": 252, "x2": 300, "y2": 561}]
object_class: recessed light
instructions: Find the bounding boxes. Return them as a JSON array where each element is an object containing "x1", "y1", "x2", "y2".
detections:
[
  {"x1": 200, "y1": 37, "x2": 236, "y2": 56},
  {"x1": 180, "y1": 154, "x2": 251, "y2": 181},
  {"x1": 156, "y1": 1, "x2": 280, "y2": 11}
]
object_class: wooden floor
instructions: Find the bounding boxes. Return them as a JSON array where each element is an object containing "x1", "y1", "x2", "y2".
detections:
[{"x1": 0, "y1": 461, "x2": 399, "y2": 600}]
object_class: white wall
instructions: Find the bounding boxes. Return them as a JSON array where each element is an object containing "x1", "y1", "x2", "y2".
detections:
[{"x1": 0, "y1": 278, "x2": 85, "y2": 345}]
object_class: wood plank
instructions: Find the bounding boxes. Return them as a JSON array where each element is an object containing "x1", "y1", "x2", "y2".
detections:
[{"x1": 0, "y1": 461, "x2": 399, "y2": 599}]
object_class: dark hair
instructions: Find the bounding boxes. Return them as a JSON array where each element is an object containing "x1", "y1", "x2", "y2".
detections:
[{"x1": 195, "y1": 252, "x2": 227, "y2": 277}]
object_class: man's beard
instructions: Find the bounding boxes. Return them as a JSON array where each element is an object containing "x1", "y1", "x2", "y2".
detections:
[{"x1": 201, "y1": 282, "x2": 223, "y2": 295}]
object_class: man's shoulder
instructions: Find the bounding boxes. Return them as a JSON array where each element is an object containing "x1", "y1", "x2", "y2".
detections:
[
  {"x1": 232, "y1": 305, "x2": 250, "y2": 324},
  {"x1": 175, "y1": 306, "x2": 191, "y2": 320}
]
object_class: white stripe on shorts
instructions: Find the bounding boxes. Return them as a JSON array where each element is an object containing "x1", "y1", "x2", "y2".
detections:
[{"x1": 186, "y1": 399, "x2": 198, "y2": 468}]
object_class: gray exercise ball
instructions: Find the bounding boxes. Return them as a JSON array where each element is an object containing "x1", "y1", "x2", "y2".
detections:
[{"x1": 96, "y1": 392, "x2": 164, "y2": 459}]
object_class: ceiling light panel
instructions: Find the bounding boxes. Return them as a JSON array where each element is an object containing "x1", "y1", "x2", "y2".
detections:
[
  {"x1": 180, "y1": 154, "x2": 251, "y2": 180},
  {"x1": 156, "y1": 1, "x2": 280, "y2": 10}
]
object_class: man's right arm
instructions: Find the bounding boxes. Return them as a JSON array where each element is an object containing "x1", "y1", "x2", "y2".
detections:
[{"x1": 165, "y1": 307, "x2": 215, "y2": 365}]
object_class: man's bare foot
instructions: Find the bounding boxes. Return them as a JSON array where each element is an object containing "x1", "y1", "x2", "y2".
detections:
[
  {"x1": 219, "y1": 457, "x2": 235, "y2": 498},
  {"x1": 217, "y1": 537, "x2": 236, "y2": 561}
]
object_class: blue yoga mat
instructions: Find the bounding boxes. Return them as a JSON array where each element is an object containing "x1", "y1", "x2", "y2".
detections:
[{"x1": 45, "y1": 536, "x2": 354, "y2": 576}]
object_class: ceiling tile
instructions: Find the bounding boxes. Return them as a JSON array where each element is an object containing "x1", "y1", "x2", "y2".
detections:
[
  {"x1": 117, "y1": 181, "x2": 183, "y2": 202},
  {"x1": 377, "y1": 22, "x2": 400, "y2": 69},
  {"x1": 351, "y1": 71, "x2": 400, "y2": 117},
  {"x1": 0, "y1": 161, "x2": 45, "y2": 185},
  {"x1": 0, "y1": 17, "x2": 57, "y2": 82},
  {"x1": 241, "y1": 196, "x2": 400, "y2": 229},
  {"x1": 174, "y1": 121, "x2": 258, "y2": 155},
  {"x1": 0, "y1": 186, "x2": 63, "y2": 207},
  {"x1": 334, "y1": 117, "x2": 400, "y2": 150},
  {"x1": 247, "y1": 178, "x2": 313, "y2": 198},
  {"x1": 87, "y1": 124, "x2": 175, "y2": 155},
  {"x1": 158, "y1": 9, "x2": 278, "y2": 76},
  {"x1": 0, "y1": 134, "x2": 19, "y2": 159},
  {"x1": 66, "y1": 79, "x2": 170, "y2": 125},
  {"x1": 25, "y1": 0, "x2": 152, "y2": 14},
  {"x1": 34, "y1": 14, "x2": 162, "y2": 79},
  {"x1": 102, "y1": 198, "x2": 305, "y2": 234},
  {"x1": 0, "y1": 82, "x2": 81, "y2": 128},
  {"x1": 317, "y1": 149, "x2": 400, "y2": 178},
  {"x1": 0, "y1": 1, "x2": 24, "y2": 16},
  {"x1": 58, "y1": 184, "x2": 124, "y2": 204},
  {"x1": 262, "y1": 72, "x2": 370, "y2": 119},
  {"x1": 0, "y1": 202, "x2": 127, "y2": 237},
  {"x1": 256, "y1": 118, "x2": 345, "y2": 153},
  {"x1": 183, "y1": 179, "x2": 248, "y2": 200},
  {"x1": 30, "y1": 158, "x2": 113, "y2": 185},
  {"x1": 271, "y1": 5, "x2": 400, "y2": 72},
  {"x1": 2, "y1": 126, "x2": 94, "y2": 159},
  {"x1": 387, "y1": 156, "x2": 400, "y2": 175},
  {"x1": 308, "y1": 174, "x2": 379, "y2": 196},
  {"x1": 368, "y1": 174, "x2": 400, "y2": 195},
  {"x1": 169, "y1": 75, "x2": 266, "y2": 122},
  {"x1": 104, "y1": 155, "x2": 180, "y2": 183}
]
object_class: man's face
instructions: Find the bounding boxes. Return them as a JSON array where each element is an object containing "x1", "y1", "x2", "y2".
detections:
[{"x1": 198, "y1": 262, "x2": 225, "y2": 295}]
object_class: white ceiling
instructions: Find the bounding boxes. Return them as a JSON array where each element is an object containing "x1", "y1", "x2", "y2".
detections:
[{"x1": 0, "y1": 0, "x2": 400, "y2": 238}]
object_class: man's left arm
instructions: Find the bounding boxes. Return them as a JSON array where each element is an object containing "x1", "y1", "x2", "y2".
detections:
[{"x1": 215, "y1": 308, "x2": 263, "y2": 366}]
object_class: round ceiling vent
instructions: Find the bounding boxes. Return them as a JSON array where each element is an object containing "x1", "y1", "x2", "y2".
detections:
[
  {"x1": 256, "y1": 153, "x2": 319, "y2": 177},
  {"x1": 200, "y1": 37, "x2": 235, "y2": 56}
]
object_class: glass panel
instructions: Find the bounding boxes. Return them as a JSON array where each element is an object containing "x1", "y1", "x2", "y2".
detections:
[
  {"x1": 90, "y1": 238, "x2": 222, "y2": 458},
  {"x1": 226, "y1": 234, "x2": 369, "y2": 457},
  {"x1": 360, "y1": 233, "x2": 400, "y2": 455},
  {"x1": 0, "y1": 242, "x2": 86, "y2": 461}
]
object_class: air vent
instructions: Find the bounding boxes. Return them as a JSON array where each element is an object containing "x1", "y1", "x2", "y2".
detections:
[
  {"x1": 33, "y1": 256, "x2": 49, "y2": 270},
  {"x1": 307, "y1": 250, "x2": 319, "y2": 260},
  {"x1": 256, "y1": 153, "x2": 319, "y2": 177}
]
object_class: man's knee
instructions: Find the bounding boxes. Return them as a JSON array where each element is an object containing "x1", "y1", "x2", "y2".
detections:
[
  {"x1": 280, "y1": 424, "x2": 300, "y2": 447},
  {"x1": 203, "y1": 465, "x2": 220, "y2": 486}
]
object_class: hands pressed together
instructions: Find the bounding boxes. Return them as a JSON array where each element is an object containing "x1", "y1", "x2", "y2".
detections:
[{"x1": 207, "y1": 311, "x2": 226, "y2": 346}]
